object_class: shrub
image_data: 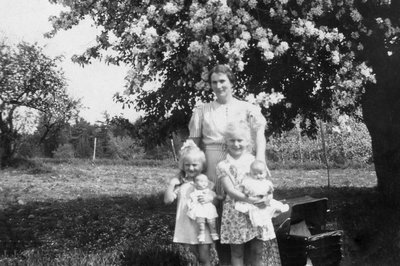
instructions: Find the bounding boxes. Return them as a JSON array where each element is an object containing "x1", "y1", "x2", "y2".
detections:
[{"x1": 53, "y1": 144, "x2": 75, "y2": 159}]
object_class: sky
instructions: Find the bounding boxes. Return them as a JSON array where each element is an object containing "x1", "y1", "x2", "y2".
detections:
[{"x1": 0, "y1": 0, "x2": 139, "y2": 124}]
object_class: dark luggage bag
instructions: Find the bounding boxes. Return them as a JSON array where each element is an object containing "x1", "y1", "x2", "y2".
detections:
[{"x1": 273, "y1": 196, "x2": 343, "y2": 266}]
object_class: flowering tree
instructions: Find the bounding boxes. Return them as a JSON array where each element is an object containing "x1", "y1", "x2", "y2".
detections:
[
  {"x1": 48, "y1": 0, "x2": 400, "y2": 203},
  {"x1": 0, "y1": 41, "x2": 80, "y2": 167}
]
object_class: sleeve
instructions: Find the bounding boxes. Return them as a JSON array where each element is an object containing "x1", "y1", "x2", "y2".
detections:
[
  {"x1": 209, "y1": 189, "x2": 217, "y2": 198},
  {"x1": 216, "y1": 161, "x2": 236, "y2": 184},
  {"x1": 270, "y1": 199, "x2": 290, "y2": 215},
  {"x1": 216, "y1": 161, "x2": 229, "y2": 180},
  {"x1": 247, "y1": 104, "x2": 266, "y2": 131},
  {"x1": 188, "y1": 104, "x2": 203, "y2": 138},
  {"x1": 173, "y1": 185, "x2": 181, "y2": 199}
]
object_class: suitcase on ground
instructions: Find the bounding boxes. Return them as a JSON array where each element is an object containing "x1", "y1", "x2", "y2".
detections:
[{"x1": 273, "y1": 196, "x2": 343, "y2": 266}]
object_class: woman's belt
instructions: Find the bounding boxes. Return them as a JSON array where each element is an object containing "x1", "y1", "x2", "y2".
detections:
[{"x1": 203, "y1": 143, "x2": 225, "y2": 151}]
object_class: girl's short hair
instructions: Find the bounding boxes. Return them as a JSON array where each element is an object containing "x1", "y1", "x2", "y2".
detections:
[
  {"x1": 178, "y1": 143, "x2": 207, "y2": 173},
  {"x1": 208, "y1": 64, "x2": 235, "y2": 86},
  {"x1": 224, "y1": 121, "x2": 251, "y2": 143}
]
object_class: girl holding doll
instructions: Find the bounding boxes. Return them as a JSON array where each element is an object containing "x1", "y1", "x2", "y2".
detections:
[
  {"x1": 164, "y1": 140, "x2": 218, "y2": 266},
  {"x1": 217, "y1": 122, "x2": 282, "y2": 266}
]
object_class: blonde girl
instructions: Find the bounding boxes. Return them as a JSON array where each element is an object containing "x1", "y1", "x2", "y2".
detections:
[
  {"x1": 164, "y1": 140, "x2": 217, "y2": 266},
  {"x1": 217, "y1": 122, "x2": 282, "y2": 266}
]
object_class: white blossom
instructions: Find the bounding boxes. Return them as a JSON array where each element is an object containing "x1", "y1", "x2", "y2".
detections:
[
  {"x1": 237, "y1": 60, "x2": 245, "y2": 71},
  {"x1": 188, "y1": 41, "x2": 203, "y2": 53},
  {"x1": 275, "y1": 41, "x2": 289, "y2": 55},
  {"x1": 166, "y1": 30, "x2": 181, "y2": 47},
  {"x1": 211, "y1": 35, "x2": 220, "y2": 44},
  {"x1": 254, "y1": 27, "x2": 268, "y2": 40},
  {"x1": 241, "y1": 31, "x2": 251, "y2": 41},
  {"x1": 263, "y1": 51, "x2": 275, "y2": 60},
  {"x1": 163, "y1": 2, "x2": 179, "y2": 15},
  {"x1": 331, "y1": 50, "x2": 340, "y2": 65},
  {"x1": 257, "y1": 38, "x2": 270, "y2": 50}
]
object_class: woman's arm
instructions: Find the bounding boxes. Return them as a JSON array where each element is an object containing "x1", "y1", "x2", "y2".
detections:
[
  {"x1": 254, "y1": 127, "x2": 271, "y2": 176},
  {"x1": 164, "y1": 177, "x2": 180, "y2": 204},
  {"x1": 220, "y1": 176, "x2": 259, "y2": 203},
  {"x1": 254, "y1": 127, "x2": 266, "y2": 162}
]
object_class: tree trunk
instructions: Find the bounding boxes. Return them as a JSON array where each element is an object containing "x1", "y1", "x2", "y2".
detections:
[
  {"x1": 362, "y1": 49, "x2": 400, "y2": 206},
  {"x1": 0, "y1": 134, "x2": 13, "y2": 168}
]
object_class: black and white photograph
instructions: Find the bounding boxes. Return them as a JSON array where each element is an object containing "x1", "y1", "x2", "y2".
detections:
[{"x1": 1, "y1": 0, "x2": 399, "y2": 265}]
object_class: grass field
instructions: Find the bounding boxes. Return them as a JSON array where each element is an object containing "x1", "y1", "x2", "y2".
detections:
[{"x1": 0, "y1": 159, "x2": 399, "y2": 265}]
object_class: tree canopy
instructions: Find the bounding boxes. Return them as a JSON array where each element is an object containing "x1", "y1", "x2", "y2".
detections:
[
  {"x1": 0, "y1": 41, "x2": 80, "y2": 167},
  {"x1": 47, "y1": 0, "x2": 400, "y2": 203}
]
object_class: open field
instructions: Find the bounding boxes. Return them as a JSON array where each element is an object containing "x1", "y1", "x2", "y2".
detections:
[{"x1": 0, "y1": 160, "x2": 399, "y2": 265}]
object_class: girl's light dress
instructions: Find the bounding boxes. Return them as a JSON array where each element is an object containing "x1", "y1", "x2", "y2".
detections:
[
  {"x1": 217, "y1": 153, "x2": 282, "y2": 265},
  {"x1": 173, "y1": 181, "x2": 213, "y2": 244}
]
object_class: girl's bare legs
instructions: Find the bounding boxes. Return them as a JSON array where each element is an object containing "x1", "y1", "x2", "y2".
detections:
[
  {"x1": 250, "y1": 238, "x2": 264, "y2": 266},
  {"x1": 230, "y1": 244, "x2": 245, "y2": 266},
  {"x1": 191, "y1": 244, "x2": 211, "y2": 266}
]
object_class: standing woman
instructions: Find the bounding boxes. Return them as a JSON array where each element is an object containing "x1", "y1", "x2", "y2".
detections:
[{"x1": 189, "y1": 64, "x2": 271, "y2": 264}]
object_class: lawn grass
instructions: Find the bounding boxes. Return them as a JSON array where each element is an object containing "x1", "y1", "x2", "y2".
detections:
[{"x1": 0, "y1": 159, "x2": 399, "y2": 265}]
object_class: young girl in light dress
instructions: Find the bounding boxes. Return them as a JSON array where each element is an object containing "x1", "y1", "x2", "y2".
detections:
[
  {"x1": 164, "y1": 140, "x2": 218, "y2": 266},
  {"x1": 217, "y1": 122, "x2": 282, "y2": 266}
]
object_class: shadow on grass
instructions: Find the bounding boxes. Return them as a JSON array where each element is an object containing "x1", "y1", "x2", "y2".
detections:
[{"x1": 1, "y1": 187, "x2": 400, "y2": 265}]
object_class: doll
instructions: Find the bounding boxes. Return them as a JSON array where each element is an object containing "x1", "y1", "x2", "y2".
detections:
[
  {"x1": 187, "y1": 174, "x2": 219, "y2": 242},
  {"x1": 235, "y1": 160, "x2": 289, "y2": 229}
]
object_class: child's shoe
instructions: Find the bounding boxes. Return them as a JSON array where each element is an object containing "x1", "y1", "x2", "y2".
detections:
[
  {"x1": 210, "y1": 233, "x2": 219, "y2": 241},
  {"x1": 198, "y1": 234, "x2": 205, "y2": 243}
]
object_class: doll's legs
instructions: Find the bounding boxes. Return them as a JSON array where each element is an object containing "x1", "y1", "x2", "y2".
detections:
[
  {"x1": 230, "y1": 243, "x2": 245, "y2": 266},
  {"x1": 206, "y1": 218, "x2": 219, "y2": 240},
  {"x1": 196, "y1": 217, "x2": 206, "y2": 242}
]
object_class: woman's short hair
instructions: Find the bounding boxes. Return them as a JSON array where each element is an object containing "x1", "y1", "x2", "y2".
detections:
[{"x1": 208, "y1": 64, "x2": 235, "y2": 86}]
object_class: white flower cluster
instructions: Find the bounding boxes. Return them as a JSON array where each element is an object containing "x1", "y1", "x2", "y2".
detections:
[
  {"x1": 246, "y1": 91, "x2": 285, "y2": 109},
  {"x1": 127, "y1": 16, "x2": 149, "y2": 36},
  {"x1": 331, "y1": 50, "x2": 340, "y2": 65},
  {"x1": 143, "y1": 27, "x2": 158, "y2": 45},
  {"x1": 357, "y1": 62, "x2": 376, "y2": 83},
  {"x1": 166, "y1": 30, "x2": 181, "y2": 47},
  {"x1": 163, "y1": 2, "x2": 180, "y2": 15},
  {"x1": 188, "y1": 41, "x2": 204, "y2": 54},
  {"x1": 332, "y1": 114, "x2": 352, "y2": 134},
  {"x1": 290, "y1": 19, "x2": 344, "y2": 43}
]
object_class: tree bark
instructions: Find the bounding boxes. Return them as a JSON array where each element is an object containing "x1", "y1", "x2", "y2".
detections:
[
  {"x1": 0, "y1": 134, "x2": 13, "y2": 168},
  {"x1": 362, "y1": 48, "x2": 400, "y2": 206}
]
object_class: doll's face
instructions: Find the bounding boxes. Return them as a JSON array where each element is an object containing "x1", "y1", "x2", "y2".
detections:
[
  {"x1": 250, "y1": 167, "x2": 266, "y2": 180},
  {"x1": 194, "y1": 175, "x2": 209, "y2": 190},
  {"x1": 250, "y1": 163, "x2": 266, "y2": 180}
]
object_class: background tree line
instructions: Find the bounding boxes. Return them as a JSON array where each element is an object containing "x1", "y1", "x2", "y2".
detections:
[{"x1": 14, "y1": 112, "x2": 372, "y2": 168}]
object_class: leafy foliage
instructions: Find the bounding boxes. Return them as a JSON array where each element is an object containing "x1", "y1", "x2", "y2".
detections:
[
  {"x1": 47, "y1": 0, "x2": 380, "y2": 137},
  {"x1": 47, "y1": 0, "x2": 400, "y2": 203}
]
